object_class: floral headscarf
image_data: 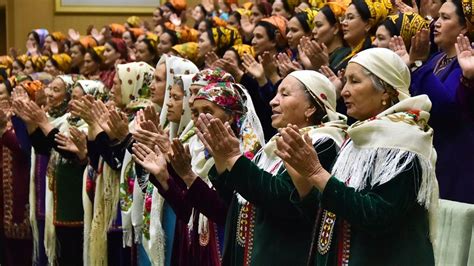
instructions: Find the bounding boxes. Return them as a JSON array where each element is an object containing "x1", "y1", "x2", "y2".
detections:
[
  {"x1": 116, "y1": 62, "x2": 155, "y2": 111},
  {"x1": 75, "y1": 80, "x2": 108, "y2": 101},
  {"x1": 191, "y1": 68, "x2": 235, "y2": 87},
  {"x1": 30, "y1": 55, "x2": 48, "y2": 71},
  {"x1": 210, "y1": 26, "x2": 242, "y2": 51},
  {"x1": 158, "y1": 54, "x2": 199, "y2": 125}
]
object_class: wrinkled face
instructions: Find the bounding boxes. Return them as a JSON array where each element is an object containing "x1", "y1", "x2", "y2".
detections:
[
  {"x1": 83, "y1": 53, "x2": 100, "y2": 75},
  {"x1": 110, "y1": 73, "x2": 123, "y2": 108},
  {"x1": 313, "y1": 12, "x2": 338, "y2": 45},
  {"x1": 44, "y1": 59, "x2": 60, "y2": 76},
  {"x1": 70, "y1": 44, "x2": 84, "y2": 67},
  {"x1": 153, "y1": 8, "x2": 163, "y2": 25},
  {"x1": 12, "y1": 61, "x2": 24, "y2": 76},
  {"x1": 0, "y1": 83, "x2": 10, "y2": 101},
  {"x1": 341, "y1": 63, "x2": 387, "y2": 120},
  {"x1": 47, "y1": 78, "x2": 67, "y2": 107},
  {"x1": 287, "y1": 17, "x2": 308, "y2": 49},
  {"x1": 198, "y1": 31, "x2": 214, "y2": 58},
  {"x1": 252, "y1": 25, "x2": 275, "y2": 56},
  {"x1": 136, "y1": 41, "x2": 154, "y2": 64},
  {"x1": 191, "y1": 99, "x2": 232, "y2": 125},
  {"x1": 24, "y1": 60, "x2": 35, "y2": 74},
  {"x1": 269, "y1": 76, "x2": 314, "y2": 128},
  {"x1": 122, "y1": 31, "x2": 134, "y2": 48},
  {"x1": 341, "y1": 4, "x2": 370, "y2": 47},
  {"x1": 166, "y1": 84, "x2": 184, "y2": 123},
  {"x1": 192, "y1": 6, "x2": 206, "y2": 22},
  {"x1": 71, "y1": 86, "x2": 85, "y2": 101},
  {"x1": 434, "y1": 1, "x2": 467, "y2": 51},
  {"x1": 157, "y1": 32, "x2": 173, "y2": 55},
  {"x1": 188, "y1": 84, "x2": 203, "y2": 109},
  {"x1": 150, "y1": 62, "x2": 167, "y2": 107},
  {"x1": 373, "y1": 25, "x2": 391, "y2": 48},
  {"x1": 272, "y1": 0, "x2": 290, "y2": 19},
  {"x1": 251, "y1": 5, "x2": 264, "y2": 24},
  {"x1": 103, "y1": 42, "x2": 121, "y2": 66}
]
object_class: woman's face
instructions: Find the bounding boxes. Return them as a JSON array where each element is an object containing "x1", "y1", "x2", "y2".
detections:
[
  {"x1": 430, "y1": 0, "x2": 443, "y2": 18},
  {"x1": 70, "y1": 44, "x2": 84, "y2": 68},
  {"x1": 136, "y1": 41, "x2": 154, "y2": 64},
  {"x1": 192, "y1": 6, "x2": 206, "y2": 22},
  {"x1": 198, "y1": 31, "x2": 214, "y2": 58},
  {"x1": 373, "y1": 25, "x2": 392, "y2": 48},
  {"x1": 198, "y1": 21, "x2": 208, "y2": 33},
  {"x1": 252, "y1": 25, "x2": 275, "y2": 56},
  {"x1": 272, "y1": 0, "x2": 291, "y2": 19},
  {"x1": 223, "y1": 50, "x2": 240, "y2": 67},
  {"x1": 287, "y1": 17, "x2": 308, "y2": 49},
  {"x1": 341, "y1": 63, "x2": 388, "y2": 120},
  {"x1": 251, "y1": 5, "x2": 264, "y2": 24},
  {"x1": 269, "y1": 76, "x2": 315, "y2": 128},
  {"x1": 150, "y1": 62, "x2": 167, "y2": 107},
  {"x1": 313, "y1": 12, "x2": 339, "y2": 45},
  {"x1": 341, "y1": 4, "x2": 370, "y2": 47},
  {"x1": 228, "y1": 14, "x2": 240, "y2": 29},
  {"x1": 153, "y1": 8, "x2": 163, "y2": 25},
  {"x1": 157, "y1": 32, "x2": 174, "y2": 55},
  {"x1": 103, "y1": 42, "x2": 121, "y2": 66},
  {"x1": 27, "y1": 33, "x2": 38, "y2": 48},
  {"x1": 71, "y1": 86, "x2": 85, "y2": 101},
  {"x1": 161, "y1": 5, "x2": 173, "y2": 21},
  {"x1": 110, "y1": 73, "x2": 123, "y2": 108},
  {"x1": 44, "y1": 35, "x2": 53, "y2": 52},
  {"x1": 166, "y1": 84, "x2": 184, "y2": 123},
  {"x1": 122, "y1": 32, "x2": 134, "y2": 48},
  {"x1": 154, "y1": 24, "x2": 164, "y2": 36},
  {"x1": 24, "y1": 60, "x2": 35, "y2": 75},
  {"x1": 12, "y1": 61, "x2": 24, "y2": 76},
  {"x1": 47, "y1": 78, "x2": 67, "y2": 107},
  {"x1": 434, "y1": 1, "x2": 467, "y2": 51},
  {"x1": 83, "y1": 53, "x2": 100, "y2": 75},
  {"x1": 44, "y1": 59, "x2": 60, "y2": 76},
  {"x1": 188, "y1": 84, "x2": 203, "y2": 108},
  {"x1": 191, "y1": 99, "x2": 232, "y2": 124},
  {"x1": 0, "y1": 83, "x2": 10, "y2": 101}
]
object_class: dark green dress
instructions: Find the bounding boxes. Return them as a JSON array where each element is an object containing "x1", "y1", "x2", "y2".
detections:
[
  {"x1": 308, "y1": 158, "x2": 435, "y2": 266},
  {"x1": 209, "y1": 139, "x2": 338, "y2": 265}
]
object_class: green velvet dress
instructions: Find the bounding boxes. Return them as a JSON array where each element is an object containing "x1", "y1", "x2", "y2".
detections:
[{"x1": 308, "y1": 158, "x2": 435, "y2": 266}]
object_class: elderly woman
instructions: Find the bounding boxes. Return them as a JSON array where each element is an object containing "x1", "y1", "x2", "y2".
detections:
[
  {"x1": 196, "y1": 70, "x2": 347, "y2": 265},
  {"x1": 407, "y1": 0, "x2": 474, "y2": 204},
  {"x1": 277, "y1": 48, "x2": 437, "y2": 265}
]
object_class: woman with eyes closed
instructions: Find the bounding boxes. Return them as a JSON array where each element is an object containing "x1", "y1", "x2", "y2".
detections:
[{"x1": 196, "y1": 70, "x2": 347, "y2": 266}]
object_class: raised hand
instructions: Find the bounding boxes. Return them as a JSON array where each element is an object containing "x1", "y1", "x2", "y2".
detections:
[
  {"x1": 107, "y1": 110, "x2": 129, "y2": 142},
  {"x1": 205, "y1": 51, "x2": 220, "y2": 68},
  {"x1": 169, "y1": 138, "x2": 197, "y2": 187},
  {"x1": 395, "y1": 0, "x2": 419, "y2": 14},
  {"x1": 170, "y1": 13, "x2": 182, "y2": 26},
  {"x1": 455, "y1": 34, "x2": 474, "y2": 79},
  {"x1": 55, "y1": 132, "x2": 86, "y2": 160},
  {"x1": 26, "y1": 40, "x2": 38, "y2": 56},
  {"x1": 213, "y1": 58, "x2": 244, "y2": 81},
  {"x1": 274, "y1": 124, "x2": 330, "y2": 192},
  {"x1": 320, "y1": 66, "x2": 344, "y2": 98},
  {"x1": 242, "y1": 53, "x2": 265, "y2": 84},
  {"x1": 300, "y1": 36, "x2": 329, "y2": 70},
  {"x1": 68, "y1": 28, "x2": 81, "y2": 42},
  {"x1": 260, "y1": 51, "x2": 280, "y2": 83},
  {"x1": 91, "y1": 27, "x2": 104, "y2": 44},
  {"x1": 277, "y1": 52, "x2": 303, "y2": 77},
  {"x1": 132, "y1": 143, "x2": 169, "y2": 185},
  {"x1": 389, "y1": 36, "x2": 410, "y2": 65},
  {"x1": 409, "y1": 29, "x2": 430, "y2": 65},
  {"x1": 50, "y1": 41, "x2": 59, "y2": 54},
  {"x1": 240, "y1": 14, "x2": 255, "y2": 35},
  {"x1": 133, "y1": 122, "x2": 170, "y2": 154}
]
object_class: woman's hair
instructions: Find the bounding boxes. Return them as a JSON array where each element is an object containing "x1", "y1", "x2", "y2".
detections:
[
  {"x1": 196, "y1": 4, "x2": 208, "y2": 17},
  {"x1": 86, "y1": 48, "x2": 103, "y2": 65},
  {"x1": 230, "y1": 11, "x2": 242, "y2": 24},
  {"x1": 28, "y1": 31, "x2": 40, "y2": 45},
  {"x1": 451, "y1": 0, "x2": 467, "y2": 27},
  {"x1": 72, "y1": 42, "x2": 87, "y2": 55},
  {"x1": 48, "y1": 57, "x2": 59, "y2": 70},
  {"x1": 295, "y1": 12, "x2": 312, "y2": 33},
  {"x1": 256, "y1": 2, "x2": 273, "y2": 16},
  {"x1": 303, "y1": 89, "x2": 327, "y2": 124},
  {"x1": 320, "y1": 5, "x2": 338, "y2": 25},
  {"x1": 362, "y1": 67, "x2": 399, "y2": 105},
  {"x1": 351, "y1": 0, "x2": 372, "y2": 22},
  {"x1": 256, "y1": 21, "x2": 278, "y2": 40},
  {"x1": 163, "y1": 29, "x2": 179, "y2": 46},
  {"x1": 126, "y1": 30, "x2": 138, "y2": 44}
]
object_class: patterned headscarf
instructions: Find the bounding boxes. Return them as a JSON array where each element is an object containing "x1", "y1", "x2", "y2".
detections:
[
  {"x1": 195, "y1": 82, "x2": 245, "y2": 116},
  {"x1": 169, "y1": 74, "x2": 195, "y2": 139},
  {"x1": 326, "y1": 1, "x2": 349, "y2": 21},
  {"x1": 191, "y1": 68, "x2": 235, "y2": 87},
  {"x1": 384, "y1": 12, "x2": 428, "y2": 48},
  {"x1": 172, "y1": 42, "x2": 199, "y2": 63},
  {"x1": 51, "y1": 53, "x2": 72, "y2": 73},
  {"x1": 231, "y1": 44, "x2": 255, "y2": 59},
  {"x1": 20, "y1": 80, "x2": 43, "y2": 101},
  {"x1": 109, "y1": 38, "x2": 128, "y2": 60},
  {"x1": 30, "y1": 55, "x2": 48, "y2": 71},
  {"x1": 57, "y1": 74, "x2": 83, "y2": 94},
  {"x1": 462, "y1": 0, "x2": 474, "y2": 31},
  {"x1": 0, "y1": 56, "x2": 13, "y2": 70},
  {"x1": 210, "y1": 26, "x2": 242, "y2": 51},
  {"x1": 92, "y1": 46, "x2": 106, "y2": 62},
  {"x1": 75, "y1": 80, "x2": 108, "y2": 101},
  {"x1": 116, "y1": 62, "x2": 155, "y2": 111},
  {"x1": 261, "y1": 15, "x2": 288, "y2": 40},
  {"x1": 127, "y1": 16, "x2": 142, "y2": 28},
  {"x1": 50, "y1": 31, "x2": 67, "y2": 42},
  {"x1": 109, "y1": 23, "x2": 126, "y2": 38},
  {"x1": 362, "y1": 0, "x2": 391, "y2": 26},
  {"x1": 158, "y1": 54, "x2": 199, "y2": 125},
  {"x1": 302, "y1": 8, "x2": 320, "y2": 30}
]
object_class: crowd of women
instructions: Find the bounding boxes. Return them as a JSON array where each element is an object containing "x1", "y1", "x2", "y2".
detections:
[{"x1": 0, "y1": 0, "x2": 473, "y2": 264}]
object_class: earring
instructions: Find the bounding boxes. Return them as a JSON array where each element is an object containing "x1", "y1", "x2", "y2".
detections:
[
  {"x1": 305, "y1": 116, "x2": 309, "y2": 122},
  {"x1": 382, "y1": 100, "x2": 387, "y2": 106}
]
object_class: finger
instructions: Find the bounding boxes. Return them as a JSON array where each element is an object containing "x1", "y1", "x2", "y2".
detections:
[
  {"x1": 224, "y1": 122, "x2": 236, "y2": 138},
  {"x1": 196, "y1": 130, "x2": 213, "y2": 155}
]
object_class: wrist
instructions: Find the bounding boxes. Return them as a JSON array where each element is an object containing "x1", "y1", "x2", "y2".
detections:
[
  {"x1": 225, "y1": 153, "x2": 242, "y2": 171},
  {"x1": 256, "y1": 76, "x2": 267, "y2": 87},
  {"x1": 182, "y1": 172, "x2": 197, "y2": 187},
  {"x1": 309, "y1": 168, "x2": 331, "y2": 192}
]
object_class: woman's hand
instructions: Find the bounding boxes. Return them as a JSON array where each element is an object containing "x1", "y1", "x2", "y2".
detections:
[
  {"x1": 169, "y1": 138, "x2": 197, "y2": 187},
  {"x1": 409, "y1": 29, "x2": 430, "y2": 65},
  {"x1": 455, "y1": 34, "x2": 474, "y2": 79},
  {"x1": 132, "y1": 143, "x2": 169, "y2": 188},
  {"x1": 107, "y1": 110, "x2": 129, "y2": 142},
  {"x1": 205, "y1": 51, "x2": 220, "y2": 68},
  {"x1": 55, "y1": 129, "x2": 88, "y2": 161},
  {"x1": 23, "y1": 100, "x2": 53, "y2": 134},
  {"x1": 320, "y1": 65, "x2": 344, "y2": 98},
  {"x1": 240, "y1": 14, "x2": 255, "y2": 35},
  {"x1": 242, "y1": 53, "x2": 266, "y2": 86},
  {"x1": 195, "y1": 113, "x2": 241, "y2": 174},
  {"x1": 68, "y1": 28, "x2": 81, "y2": 42},
  {"x1": 277, "y1": 52, "x2": 303, "y2": 77},
  {"x1": 260, "y1": 51, "x2": 281, "y2": 84},
  {"x1": 300, "y1": 36, "x2": 329, "y2": 70},
  {"x1": 274, "y1": 124, "x2": 331, "y2": 192},
  {"x1": 389, "y1": 36, "x2": 410, "y2": 66}
]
